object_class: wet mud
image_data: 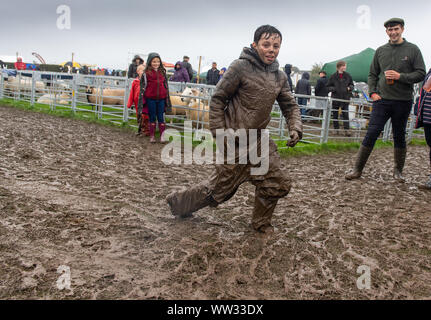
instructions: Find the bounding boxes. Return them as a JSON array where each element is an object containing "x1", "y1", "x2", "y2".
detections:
[{"x1": 0, "y1": 105, "x2": 430, "y2": 299}]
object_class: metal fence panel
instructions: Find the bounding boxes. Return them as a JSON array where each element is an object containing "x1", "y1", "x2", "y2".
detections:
[{"x1": 0, "y1": 70, "x2": 425, "y2": 145}]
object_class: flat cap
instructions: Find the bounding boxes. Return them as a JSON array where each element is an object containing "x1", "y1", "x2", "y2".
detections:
[{"x1": 384, "y1": 18, "x2": 405, "y2": 28}]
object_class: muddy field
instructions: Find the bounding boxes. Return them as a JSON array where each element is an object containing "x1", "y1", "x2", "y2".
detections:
[{"x1": 0, "y1": 104, "x2": 430, "y2": 300}]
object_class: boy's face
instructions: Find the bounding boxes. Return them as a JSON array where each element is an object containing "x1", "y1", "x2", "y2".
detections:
[{"x1": 252, "y1": 33, "x2": 281, "y2": 65}]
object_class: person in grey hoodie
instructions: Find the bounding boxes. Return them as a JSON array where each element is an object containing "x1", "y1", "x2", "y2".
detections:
[{"x1": 127, "y1": 55, "x2": 144, "y2": 78}]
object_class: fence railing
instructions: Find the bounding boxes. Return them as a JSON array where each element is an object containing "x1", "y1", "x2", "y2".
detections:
[{"x1": 0, "y1": 70, "x2": 424, "y2": 146}]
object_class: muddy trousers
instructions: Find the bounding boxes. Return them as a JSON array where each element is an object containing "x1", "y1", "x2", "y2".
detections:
[{"x1": 168, "y1": 144, "x2": 292, "y2": 230}]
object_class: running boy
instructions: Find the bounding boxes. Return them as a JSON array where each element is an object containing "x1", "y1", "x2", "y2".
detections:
[{"x1": 166, "y1": 25, "x2": 303, "y2": 233}]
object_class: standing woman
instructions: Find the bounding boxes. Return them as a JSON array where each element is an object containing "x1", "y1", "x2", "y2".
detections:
[
  {"x1": 144, "y1": 52, "x2": 171, "y2": 143},
  {"x1": 416, "y1": 68, "x2": 431, "y2": 189}
]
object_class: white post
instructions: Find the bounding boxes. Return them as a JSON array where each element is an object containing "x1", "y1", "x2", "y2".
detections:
[
  {"x1": 72, "y1": 74, "x2": 77, "y2": 113},
  {"x1": 52, "y1": 74, "x2": 57, "y2": 111},
  {"x1": 0, "y1": 71, "x2": 4, "y2": 99},
  {"x1": 99, "y1": 78, "x2": 104, "y2": 119},
  {"x1": 123, "y1": 77, "x2": 129, "y2": 123},
  {"x1": 31, "y1": 71, "x2": 35, "y2": 106},
  {"x1": 17, "y1": 71, "x2": 22, "y2": 101},
  {"x1": 321, "y1": 98, "x2": 331, "y2": 143}
]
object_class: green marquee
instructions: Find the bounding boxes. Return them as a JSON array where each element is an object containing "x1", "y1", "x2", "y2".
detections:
[{"x1": 322, "y1": 48, "x2": 376, "y2": 83}]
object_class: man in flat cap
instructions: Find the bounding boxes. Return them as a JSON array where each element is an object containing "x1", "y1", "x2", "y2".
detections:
[{"x1": 346, "y1": 18, "x2": 426, "y2": 182}]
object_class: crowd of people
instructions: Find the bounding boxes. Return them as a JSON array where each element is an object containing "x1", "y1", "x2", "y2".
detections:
[{"x1": 127, "y1": 54, "x2": 226, "y2": 85}]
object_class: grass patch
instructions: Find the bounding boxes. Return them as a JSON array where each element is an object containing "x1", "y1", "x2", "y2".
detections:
[{"x1": 274, "y1": 139, "x2": 416, "y2": 157}]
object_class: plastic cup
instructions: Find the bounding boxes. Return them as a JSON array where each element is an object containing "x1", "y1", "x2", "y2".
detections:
[{"x1": 385, "y1": 71, "x2": 394, "y2": 85}]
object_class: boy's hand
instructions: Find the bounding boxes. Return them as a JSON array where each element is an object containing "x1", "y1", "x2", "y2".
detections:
[{"x1": 287, "y1": 130, "x2": 300, "y2": 147}]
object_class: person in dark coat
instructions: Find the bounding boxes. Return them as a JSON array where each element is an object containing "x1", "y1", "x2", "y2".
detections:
[
  {"x1": 206, "y1": 62, "x2": 220, "y2": 86},
  {"x1": 284, "y1": 64, "x2": 293, "y2": 92},
  {"x1": 128, "y1": 55, "x2": 144, "y2": 78},
  {"x1": 415, "y1": 68, "x2": 431, "y2": 189},
  {"x1": 182, "y1": 56, "x2": 194, "y2": 82},
  {"x1": 315, "y1": 71, "x2": 329, "y2": 97},
  {"x1": 295, "y1": 72, "x2": 311, "y2": 116},
  {"x1": 326, "y1": 60, "x2": 354, "y2": 135},
  {"x1": 312, "y1": 70, "x2": 329, "y2": 117},
  {"x1": 169, "y1": 61, "x2": 190, "y2": 83}
]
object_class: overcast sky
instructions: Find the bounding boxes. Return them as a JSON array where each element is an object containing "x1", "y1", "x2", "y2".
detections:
[{"x1": 1, "y1": 0, "x2": 430, "y2": 71}]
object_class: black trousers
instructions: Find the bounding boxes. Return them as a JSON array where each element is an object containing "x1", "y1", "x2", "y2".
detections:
[
  {"x1": 362, "y1": 99, "x2": 412, "y2": 149},
  {"x1": 425, "y1": 125, "x2": 431, "y2": 163},
  {"x1": 332, "y1": 101, "x2": 350, "y2": 130}
]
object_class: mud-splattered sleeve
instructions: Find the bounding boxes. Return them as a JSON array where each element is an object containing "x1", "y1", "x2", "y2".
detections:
[
  {"x1": 276, "y1": 74, "x2": 303, "y2": 139},
  {"x1": 209, "y1": 60, "x2": 242, "y2": 136}
]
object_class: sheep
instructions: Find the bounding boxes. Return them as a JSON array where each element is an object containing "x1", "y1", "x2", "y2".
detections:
[
  {"x1": 187, "y1": 100, "x2": 209, "y2": 129},
  {"x1": 167, "y1": 94, "x2": 189, "y2": 117},
  {"x1": 86, "y1": 86, "x2": 125, "y2": 107},
  {"x1": 37, "y1": 93, "x2": 71, "y2": 105},
  {"x1": 5, "y1": 76, "x2": 45, "y2": 93}
]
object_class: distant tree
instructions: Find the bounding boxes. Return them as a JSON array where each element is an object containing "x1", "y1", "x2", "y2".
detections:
[{"x1": 309, "y1": 62, "x2": 323, "y2": 87}]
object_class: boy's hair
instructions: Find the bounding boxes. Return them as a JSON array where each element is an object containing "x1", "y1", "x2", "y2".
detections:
[
  {"x1": 253, "y1": 25, "x2": 282, "y2": 44},
  {"x1": 336, "y1": 61, "x2": 346, "y2": 69}
]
